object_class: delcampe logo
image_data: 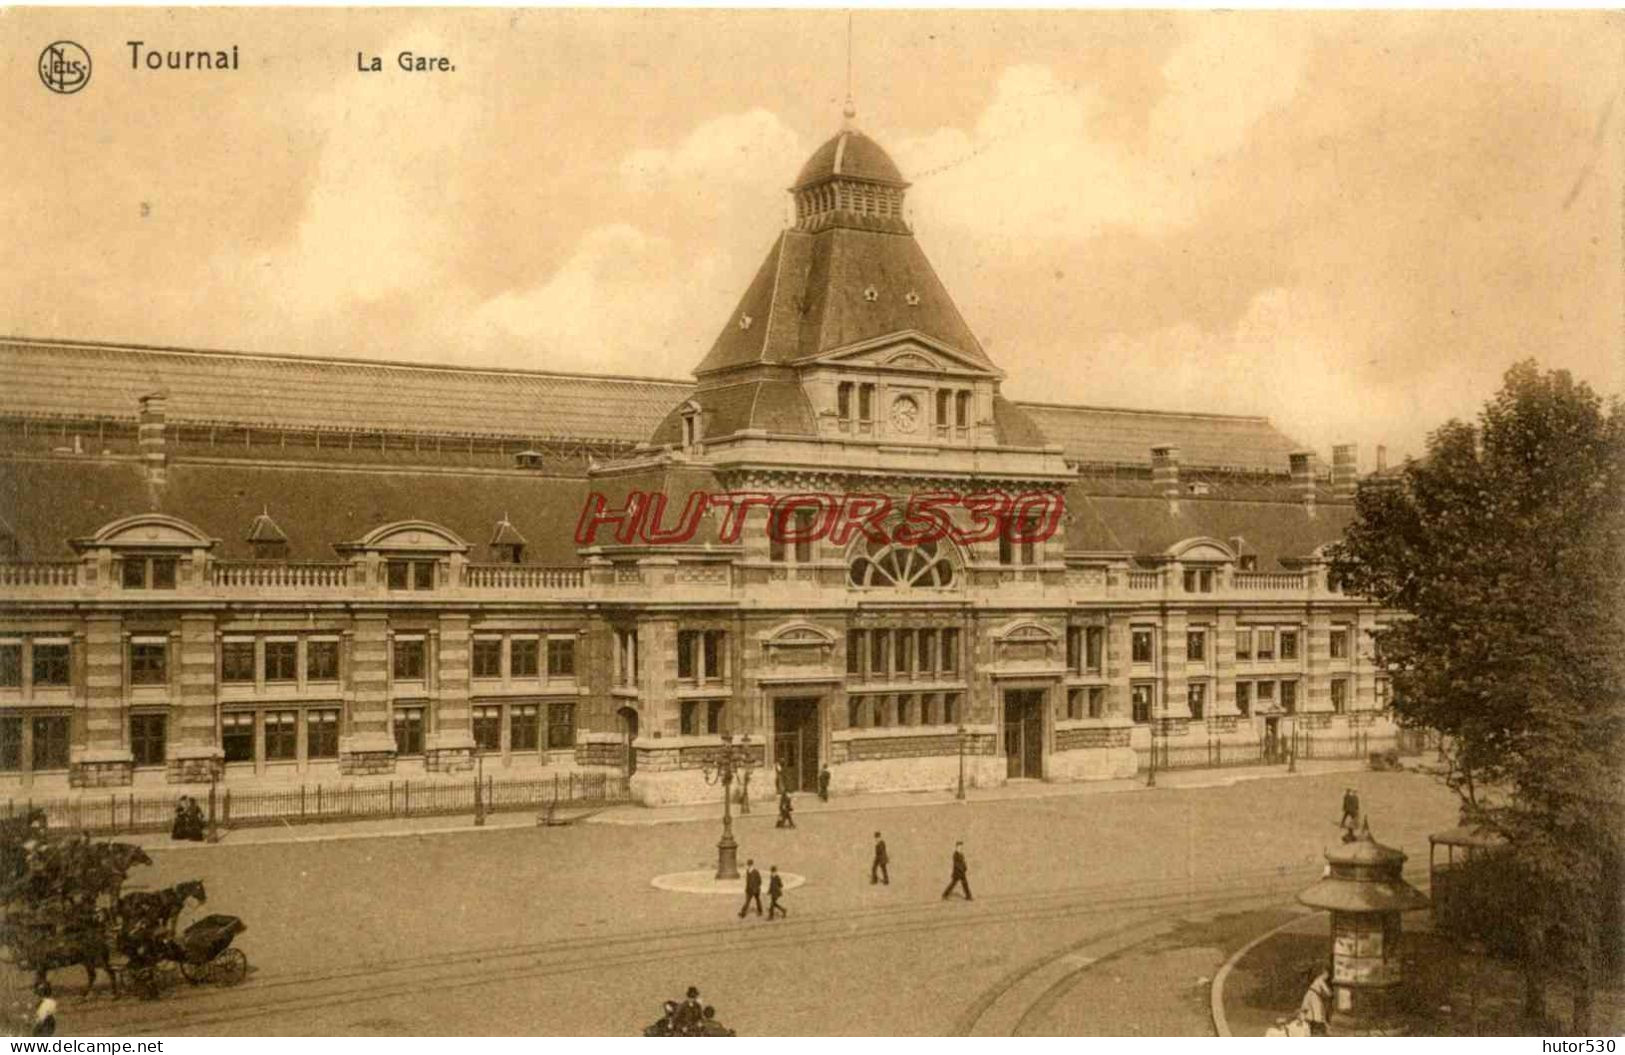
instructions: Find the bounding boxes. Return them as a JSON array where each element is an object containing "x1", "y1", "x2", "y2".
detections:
[{"x1": 38, "y1": 41, "x2": 91, "y2": 94}]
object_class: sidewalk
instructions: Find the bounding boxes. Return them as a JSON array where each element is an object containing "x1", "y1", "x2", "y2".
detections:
[{"x1": 120, "y1": 757, "x2": 1372, "y2": 851}]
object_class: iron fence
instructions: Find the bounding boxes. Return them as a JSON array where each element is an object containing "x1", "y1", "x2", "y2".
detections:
[
  {"x1": 1, "y1": 771, "x2": 629, "y2": 836},
  {"x1": 1134, "y1": 737, "x2": 1274, "y2": 772}
]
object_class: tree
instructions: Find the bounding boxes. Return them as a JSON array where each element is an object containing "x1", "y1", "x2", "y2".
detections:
[{"x1": 1331, "y1": 361, "x2": 1625, "y2": 1032}]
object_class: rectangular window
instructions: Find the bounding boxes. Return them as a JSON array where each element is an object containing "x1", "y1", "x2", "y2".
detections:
[
  {"x1": 871, "y1": 630, "x2": 890, "y2": 678},
  {"x1": 306, "y1": 640, "x2": 339, "y2": 682},
  {"x1": 222, "y1": 640, "x2": 256, "y2": 683},
  {"x1": 122, "y1": 559, "x2": 147, "y2": 589},
  {"x1": 1085, "y1": 627, "x2": 1104, "y2": 673},
  {"x1": 871, "y1": 696, "x2": 888, "y2": 728},
  {"x1": 942, "y1": 628, "x2": 959, "y2": 674},
  {"x1": 1065, "y1": 688, "x2": 1083, "y2": 721},
  {"x1": 306, "y1": 709, "x2": 339, "y2": 759},
  {"x1": 1131, "y1": 684, "x2": 1153, "y2": 724},
  {"x1": 857, "y1": 384, "x2": 873, "y2": 423},
  {"x1": 1375, "y1": 678, "x2": 1391, "y2": 710},
  {"x1": 1236, "y1": 682, "x2": 1252, "y2": 717},
  {"x1": 1020, "y1": 518, "x2": 1037, "y2": 566},
  {"x1": 387, "y1": 561, "x2": 410, "y2": 591},
  {"x1": 392, "y1": 639, "x2": 425, "y2": 681},
  {"x1": 944, "y1": 692, "x2": 961, "y2": 726},
  {"x1": 264, "y1": 641, "x2": 298, "y2": 683},
  {"x1": 1088, "y1": 686, "x2": 1105, "y2": 720},
  {"x1": 151, "y1": 558, "x2": 177, "y2": 590},
  {"x1": 846, "y1": 630, "x2": 863, "y2": 676},
  {"x1": 130, "y1": 642, "x2": 167, "y2": 686},
  {"x1": 1066, "y1": 627, "x2": 1081, "y2": 672},
  {"x1": 935, "y1": 390, "x2": 950, "y2": 433},
  {"x1": 264, "y1": 710, "x2": 298, "y2": 761},
  {"x1": 1131, "y1": 628, "x2": 1154, "y2": 665},
  {"x1": 998, "y1": 523, "x2": 1013, "y2": 565},
  {"x1": 1187, "y1": 682, "x2": 1207, "y2": 721},
  {"x1": 699, "y1": 631, "x2": 722, "y2": 681},
  {"x1": 681, "y1": 701, "x2": 700, "y2": 737},
  {"x1": 510, "y1": 705, "x2": 539, "y2": 751},
  {"x1": 413, "y1": 561, "x2": 435, "y2": 591},
  {"x1": 0, "y1": 643, "x2": 20, "y2": 687},
  {"x1": 31, "y1": 715, "x2": 68, "y2": 770},
  {"x1": 1330, "y1": 678, "x2": 1348, "y2": 714},
  {"x1": 677, "y1": 630, "x2": 697, "y2": 681},
  {"x1": 1183, "y1": 568, "x2": 1215, "y2": 593},
  {"x1": 1256, "y1": 629, "x2": 1276, "y2": 662},
  {"x1": 0, "y1": 716, "x2": 21, "y2": 771},
  {"x1": 793, "y1": 509, "x2": 815, "y2": 564},
  {"x1": 547, "y1": 703, "x2": 576, "y2": 749},
  {"x1": 1257, "y1": 681, "x2": 1277, "y2": 708},
  {"x1": 222, "y1": 712, "x2": 255, "y2": 763},
  {"x1": 472, "y1": 639, "x2": 503, "y2": 679},
  {"x1": 1236, "y1": 628, "x2": 1254, "y2": 661},
  {"x1": 32, "y1": 643, "x2": 70, "y2": 687},
  {"x1": 769, "y1": 508, "x2": 787, "y2": 563},
  {"x1": 707, "y1": 700, "x2": 726, "y2": 735},
  {"x1": 955, "y1": 390, "x2": 970, "y2": 428},
  {"x1": 847, "y1": 697, "x2": 863, "y2": 729},
  {"x1": 918, "y1": 630, "x2": 936, "y2": 675},
  {"x1": 838, "y1": 382, "x2": 853, "y2": 424},
  {"x1": 511, "y1": 638, "x2": 539, "y2": 678},
  {"x1": 473, "y1": 706, "x2": 502, "y2": 751},
  {"x1": 1279, "y1": 630, "x2": 1299, "y2": 661},
  {"x1": 1187, "y1": 630, "x2": 1206, "y2": 662},
  {"x1": 130, "y1": 713, "x2": 167, "y2": 767},
  {"x1": 393, "y1": 708, "x2": 424, "y2": 756},
  {"x1": 896, "y1": 695, "x2": 913, "y2": 727},
  {"x1": 1281, "y1": 680, "x2": 1297, "y2": 714},
  {"x1": 896, "y1": 631, "x2": 913, "y2": 677},
  {"x1": 1330, "y1": 627, "x2": 1350, "y2": 660}
]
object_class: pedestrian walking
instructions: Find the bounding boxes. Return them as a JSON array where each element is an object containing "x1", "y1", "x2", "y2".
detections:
[
  {"x1": 738, "y1": 859, "x2": 763, "y2": 918},
  {"x1": 817, "y1": 763, "x2": 831, "y2": 801},
  {"x1": 871, "y1": 831, "x2": 890, "y2": 885},
  {"x1": 1339, "y1": 787, "x2": 1360, "y2": 835},
  {"x1": 31, "y1": 982, "x2": 56, "y2": 1037},
  {"x1": 767, "y1": 865, "x2": 787, "y2": 918},
  {"x1": 1300, "y1": 969, "x2": 1333, "y2": 1036},
  {"x1": 678, "y1": 986, "x2": 704, "y2": 1033},
  {"x1": 776, "y1": 790, "x2": 796, "y2": 829},
  {"x1": 941, "y1": 840, "x2": 972, "y2": 900}
]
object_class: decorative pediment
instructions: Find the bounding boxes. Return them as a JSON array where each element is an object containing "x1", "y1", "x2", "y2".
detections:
[
  {"x1": 760, "y1": 621, "x2": 838, "y2": 668},
  {"x1": 1166, "y1": 537, "x2": 1235, "y2": 563},
  {"x1": 339, "y1": 520, "x2": 469, "y2": 555},
  {"x1": 990, "y1": 619, "x2": 1059, "y2": 665},
  {"x1": 993, "y1": 619, "x2": 1058, "y2": 643},
  {"x1": 805, "y1": 331, "x2": 1002, "y2": 378},
  {"x1": 73, "y1": 513, "x2": 217, "y2": 552}
]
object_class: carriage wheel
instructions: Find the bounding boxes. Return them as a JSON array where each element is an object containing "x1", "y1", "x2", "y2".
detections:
[
  {"x1": 180, "y1": 959, "x2": 211, "y2": 984},
  {"x1": 130, "y1": 961, "x2": 179, "y2": 1000},
  {"x1": 210, "y1": 948, "x2": 247, "y2": 987}
]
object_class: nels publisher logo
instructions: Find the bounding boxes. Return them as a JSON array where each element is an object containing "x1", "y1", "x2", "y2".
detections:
[{"x1": 38, "y1": 41, "x2": 91, "y2": 94}]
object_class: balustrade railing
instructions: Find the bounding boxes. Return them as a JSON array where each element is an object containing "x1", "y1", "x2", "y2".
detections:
[
  {"x1": 1232, "y1": 571, "x2": 1308, "y2": 591},
  {"x1": 0, "y1": 562, "x2": 79, "y2": 587},
  {"x1": 462, "y1": 564, "x2": 585, "y2": 590},
  {"x1": 209, "y1": 561, "x2": 352, "y2": 588},
  {"x1": 1126, "y1": 571, "x2": 1161, "y2": 590}
]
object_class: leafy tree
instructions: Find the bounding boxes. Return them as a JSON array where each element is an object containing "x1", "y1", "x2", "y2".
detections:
[{"x1": 1331, "y1": 361, "x2": 1625, "y2": 1032}]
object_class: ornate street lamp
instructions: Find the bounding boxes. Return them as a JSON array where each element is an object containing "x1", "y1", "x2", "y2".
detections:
[{"x1": 701, "y1": 731, "x2": 756, "y2": 880}]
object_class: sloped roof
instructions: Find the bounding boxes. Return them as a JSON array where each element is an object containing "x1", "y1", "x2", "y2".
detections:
[
  {"x1": 1062, "y1": 487, "x2": 1353, "y2": 569},
  {"x1": 0, "y1": 457, "x2": 590, "y2": 564},
  {"x1": 1017, "y1": 402, "x2": 1306, "y2": 473},
  {"x1": 793, "y1": 129, "x2": 907, "y2": 189},
  {"x1": 0, "y1": 338, "x2": 689, "y2": 445},
  {"x1": 693, "y1": 228, "x2": 995, "y2": 377},
  {"x1": 649, "y1": 380, "x2": 816, "y2": 444}
]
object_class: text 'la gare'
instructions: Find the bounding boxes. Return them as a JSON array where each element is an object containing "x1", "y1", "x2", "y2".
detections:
[{"x1": 357, "y1": 51, "x2": 456, "y2": 73}]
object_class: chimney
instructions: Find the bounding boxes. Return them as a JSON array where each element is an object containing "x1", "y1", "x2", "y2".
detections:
[
  {"x1": 1151, "y1": 445, "x2": 1181, "y2": 511},
  {"x1": 1289, "y1": 450, "x2": 1316, "y2": 517},
  {"x1": 1376, "y1": 445, "x2": 1388, "y2": 473},
  {"x1": 138, "y1": 392, "x2": 168, "y2": 483},
  {"x1": 1331, "y1": 443, "x2": 1357, "y2": 501}
]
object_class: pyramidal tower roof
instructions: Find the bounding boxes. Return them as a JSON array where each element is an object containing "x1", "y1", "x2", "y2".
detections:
[{"x1": 692, "y1": 118, "x2": 995, "y2": 379}]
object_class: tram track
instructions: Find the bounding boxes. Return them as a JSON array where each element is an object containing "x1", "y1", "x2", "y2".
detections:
[{"x1": 64, "y1": 861, "x2": 1320, "y2": 1036}]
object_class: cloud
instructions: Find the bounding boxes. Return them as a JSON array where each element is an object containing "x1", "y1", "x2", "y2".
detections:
[{"x1": 621, "y1": 108, "x2": 803, "y2": 192}]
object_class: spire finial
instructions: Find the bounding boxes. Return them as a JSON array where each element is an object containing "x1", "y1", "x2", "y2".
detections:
[{"x1": 842, "y1": 11, "x2": 856, "y2": 129}]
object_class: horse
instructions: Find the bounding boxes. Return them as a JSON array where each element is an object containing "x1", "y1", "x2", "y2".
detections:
[
  {"x1": 118, "y1": 879, "x2": 206, "y2": 941},
  {"x1": 12, "y1": 908, "x2": 121, "y2": 998}
]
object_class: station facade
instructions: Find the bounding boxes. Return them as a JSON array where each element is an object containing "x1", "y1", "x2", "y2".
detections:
[{"x1": 0, "y1": 123, "x2": 1396, "y2": 803}]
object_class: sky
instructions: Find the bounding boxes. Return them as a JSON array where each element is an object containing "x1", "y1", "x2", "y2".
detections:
[{"x1": 3, "y1": 9, "x2": 1621, "y2": 463}]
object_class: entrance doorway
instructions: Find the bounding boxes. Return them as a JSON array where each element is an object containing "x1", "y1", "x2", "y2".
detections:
[
  {"x1": 772, "y1": 697, "x2": 821, "y2": 792},
  {"x1": 1003, "y1": 689, "x2": 1045, "y2": 779},
  {"x1": 618, "y1": 707, "x2": 639, "y2": 776}
]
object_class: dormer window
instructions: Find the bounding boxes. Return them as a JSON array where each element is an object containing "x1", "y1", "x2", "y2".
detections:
[
  {"x1": 387, "y1": 559, "x2": 436, "y2": 591},
  {"x1": 679, "y1": 401, "x2": 702, "y2": 451},
  {"x1": 246, "y1": 509, "x2": 288, "y2": 561},
  {"x1": 121, "y1": 555, "x2": 177, "y2": 590},
  {"x1": 489, "y1": 515, "x2": 527, "y2": 565}
]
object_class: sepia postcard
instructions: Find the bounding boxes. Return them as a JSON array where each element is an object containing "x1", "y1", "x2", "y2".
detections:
[{"x1": 1, "y1": 7, "x2": 1621, "y2": 1041}]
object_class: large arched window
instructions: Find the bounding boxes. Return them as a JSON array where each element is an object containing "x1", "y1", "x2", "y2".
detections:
[{"x1": 848, "y1": 537, "x2": 955, "y2": 588}]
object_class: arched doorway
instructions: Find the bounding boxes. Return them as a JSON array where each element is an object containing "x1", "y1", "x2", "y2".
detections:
[{"x1": 618, "y1": 706, "x2": 639, "y2": 775}]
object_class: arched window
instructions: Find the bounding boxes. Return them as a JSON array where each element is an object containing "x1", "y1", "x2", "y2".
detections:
[{"x1": 848, "y1": 537, "x2": 955, "y2": 589}]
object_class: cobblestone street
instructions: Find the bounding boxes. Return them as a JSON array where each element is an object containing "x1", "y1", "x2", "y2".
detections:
[{"x1": 22, "y1": 769, "x2": 1459, "y2": 1036}]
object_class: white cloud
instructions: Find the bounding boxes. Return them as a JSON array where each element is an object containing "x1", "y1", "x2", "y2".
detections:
[{"x1": 620, "y1": 108, "x2": 803, "y2": 192}]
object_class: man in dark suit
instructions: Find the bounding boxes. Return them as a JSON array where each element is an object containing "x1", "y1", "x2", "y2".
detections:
[
  {"x1": 818, "y1": 763, "x2": 832, "y2": 801},
  {"x1": 767, "y1": 865, "x2": 787, "y2": 918},
  {"x1": 871, "y1": 831, "x2": 890, "y2": 885},
  {"x1": 942, "y1": 841, "x2": 972, "y2": 900},
  {"x1": 776, "y1": 790, "x2": 796, "y2": 829},
  {"x1": 1340, "y1": 787, "x2": 1361, "y2": 835},
  {"x1": 738, "y1": 859, "x2": 763, "y2": 918},
  {"x1": 677, "y1": 986, "x2": 703, "y2": 1034}
]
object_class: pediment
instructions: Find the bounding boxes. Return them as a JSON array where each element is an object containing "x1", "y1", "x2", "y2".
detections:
[
  {"x1": 801, "y1": 331, "x2": 1002, "y2": 378},
  {"x1": 74, "y1": 513, "x2": 216, "y2": 552},
  {"x1": 1167, "y1": 537, "x2": 1235, "y2": 563},
  {"x1": 342, "y1": 520, "x2": 469, "y2": 554}
]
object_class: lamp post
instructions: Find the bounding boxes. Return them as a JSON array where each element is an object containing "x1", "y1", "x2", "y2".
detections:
[
  {"x1": 701, "y1": 732, "x2": 756, "y2": 880},
  {"x1": 473, "y1": 747, "x2": 486, "y2": 827},
  {"x1": 956, "y1": 723, "x2": 968, "y2": 800}
]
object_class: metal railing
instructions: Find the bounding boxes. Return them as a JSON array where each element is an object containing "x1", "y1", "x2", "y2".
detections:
[{"x1": 2, "y1": 772, "x2": 629, "y2": 836}]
